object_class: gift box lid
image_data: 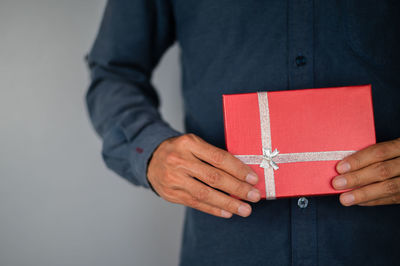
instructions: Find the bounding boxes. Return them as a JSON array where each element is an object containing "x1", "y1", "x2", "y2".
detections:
[{"x1": 222, "y1": 85, "x2": 376, "y2": 198}]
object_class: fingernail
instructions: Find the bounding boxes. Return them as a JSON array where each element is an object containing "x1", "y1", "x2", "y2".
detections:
[
  {"x1": 238, "y1": 204, "x2": 251, "y2": 217},
  {"x1": 341, "y1": 193, "x2": 355, "y2": 205},
  {"x1": 221, "y1": 210, "x2": 232, "y2": 218},
  {"x1": 247, "y1": 188, "x2": 261, "y2": 202},
  {"x1": 246, "y1": 172, "x2": 258, "y2": 185},
  {"x1": 332, "y1": 176, "x2": 347, "y2": 189},
  {"x1": 337, "y1": 161, "x2": 351, "y2": 173}
]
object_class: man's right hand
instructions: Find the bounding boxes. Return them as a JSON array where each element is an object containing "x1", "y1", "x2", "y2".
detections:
[{"x1": 147, "y1": 133, "x2": 261, "y2": 218}]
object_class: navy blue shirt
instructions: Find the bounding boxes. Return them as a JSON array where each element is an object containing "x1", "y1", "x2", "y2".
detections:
[{"x1": 85, "y1": 1, "x2": 400, "y2": 265}]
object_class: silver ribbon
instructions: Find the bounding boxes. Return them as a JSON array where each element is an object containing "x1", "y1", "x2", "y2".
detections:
[
  {"x1": 260, "y1": 148, "x2": 280, "y2": 170},
  {"x1": 234, "y1": 91, "x2": 356, "y2": 199}
]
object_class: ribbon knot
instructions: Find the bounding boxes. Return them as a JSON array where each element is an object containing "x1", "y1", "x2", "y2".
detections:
[{"x1": 260, "y1": 148, "x2": 280, "y2": 170}]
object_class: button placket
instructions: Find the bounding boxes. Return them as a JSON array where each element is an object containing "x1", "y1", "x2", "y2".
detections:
[{"x1": 288, "y1": 0, "x2": 317, "y2": 264}]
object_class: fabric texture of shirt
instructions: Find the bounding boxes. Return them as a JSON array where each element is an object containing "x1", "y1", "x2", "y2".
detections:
[{"x1": 85, "y1": 1, "x2": 400, "y2": 265}]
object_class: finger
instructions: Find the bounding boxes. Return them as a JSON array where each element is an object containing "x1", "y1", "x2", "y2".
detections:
[
  {"x1": 357, "y1": 193, "x2": 400, "y2": 206},
  {"x1": 181, "y1": 174, "x2": 253, "y2": 217},
  {"x1": 338, "y1": 176, "x2": 400, "y2": 206},
  {"x1": 332, "y1": 156, "x2": 400, "y2": 190},
  {"x1": 188, "y1": 135, "x2": 259, "y2": 185},
  {"x1": 169, "y1": 189, "x2": 233, "y2": 218},
  {"x1": 336, "y1": 138, "x2": 400, "y2": 174},
  {"x1": 185, "y1": 160, "x2": 261, "y2": 202}
]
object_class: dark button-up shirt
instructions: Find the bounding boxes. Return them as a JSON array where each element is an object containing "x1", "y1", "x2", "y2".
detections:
[{"x1": 85, "y1": 1, "x2": 400, "y2": 265}]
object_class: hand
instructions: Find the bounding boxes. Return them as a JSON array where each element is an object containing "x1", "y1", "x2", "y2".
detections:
[
  {"x1": 147, "y1": 133, "x2": 261, "y2": 218},
  {"x1": 332, "y1": 137, "x2": 400, "y2": 206}
]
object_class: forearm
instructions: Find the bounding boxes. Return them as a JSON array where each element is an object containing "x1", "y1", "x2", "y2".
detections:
[{"x1": 86, "y1": 75, "x2": 182, "y2": 188}]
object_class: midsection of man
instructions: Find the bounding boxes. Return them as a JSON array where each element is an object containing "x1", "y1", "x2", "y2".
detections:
[{"x1": 86, "y1": 1, "x2": 400, "y2": 265}]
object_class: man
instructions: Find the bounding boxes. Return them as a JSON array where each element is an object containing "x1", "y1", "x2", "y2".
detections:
[{"x1": 85, "y1": 1, "x2": 400, "y2": 265}]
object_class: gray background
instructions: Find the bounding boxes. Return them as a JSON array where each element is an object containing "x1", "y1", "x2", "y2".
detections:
[{"x1": 0, "y1": 1, "x2": 185, "y2": 265}]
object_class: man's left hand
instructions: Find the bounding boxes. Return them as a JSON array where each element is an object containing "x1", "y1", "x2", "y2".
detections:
[{"x1": 332, "y1": 138, "x2": 400, "y2": 206}]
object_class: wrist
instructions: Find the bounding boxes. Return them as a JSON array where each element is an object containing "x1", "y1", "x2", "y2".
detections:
[{"x1": 146, "y1": 154, "x2": 160, "y2": 197}]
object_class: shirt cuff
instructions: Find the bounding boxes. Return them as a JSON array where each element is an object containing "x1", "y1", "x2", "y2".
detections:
[{"x1": 128, "y1": 121, "x2": 184, "y2": 193}]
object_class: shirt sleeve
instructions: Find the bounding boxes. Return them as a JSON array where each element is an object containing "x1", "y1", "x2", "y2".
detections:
[{"x1": 84, "y1": 0, "x2": 183, "y2": 192}]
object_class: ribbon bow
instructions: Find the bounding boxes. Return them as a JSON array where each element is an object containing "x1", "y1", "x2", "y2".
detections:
[{"x1": 260, "y1": 148, "x2": 280, "y2": 170}]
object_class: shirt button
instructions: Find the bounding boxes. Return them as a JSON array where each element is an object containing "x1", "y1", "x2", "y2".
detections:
[
  {"x1": 297, "y1": 197, "x2": 309, "y2": 208},
  {"x1": 295, "y1": 55, "x2": 307, "y2": 67}
]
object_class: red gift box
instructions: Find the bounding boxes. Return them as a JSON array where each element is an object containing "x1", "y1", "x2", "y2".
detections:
[{"x1": 222, "y1": 85, "x2": 376, "y2": 199}]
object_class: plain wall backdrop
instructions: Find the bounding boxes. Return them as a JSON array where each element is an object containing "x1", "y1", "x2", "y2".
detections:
[{"x1": 0, "y1": 1, "x2": 185, "y2": 265}]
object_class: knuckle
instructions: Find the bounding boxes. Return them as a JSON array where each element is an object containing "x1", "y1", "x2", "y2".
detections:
[
  {"x1": 185, "y1": 133, "x2": 198, "y2": 142},
  {"x1": 373, "y1": 144, "x2": 389, "y2": 159},
  {"x1": 194, "y1": 186, "x2": 210, "y2": 202},
  {"x1": 350, "y1": 155, "x2": 362, "y2": 169},
  {"x1": 206, "y1": 170, "x2": 222, "y2": 186},
  {"x1": 393, "y1": 138, "x2": 400, "y2": 148},
  {"x1": 383, "y1": 180, "x2": 400, "y2": 195},
  {"x1": 187, "y1": 196, "x2": 200, "y2": 208},
  {"x1": 176, "y1": 134, "x2": 195, "y2": 147},
  {"x1": 374, "y1": 162, "x2": 391, "y2": 180},
  {"x1": 209, "y1": 149, "x2": 226, "y2": 165},
  {"x1": 391, "y1": 194, "x2": 400, "y2": 204},
  {"x1": 161, "y1": 188, "x2": 178, "y2": 203},
  {"x1": 233, "y1": 182, "x2": 246, "y2": 197},
  {"x1": 186, "y1": 133, "x2": 197, "y2": 140},
  {"x1": 187, "y1": 133, "x2": 205, "y2": 144},
  {"x1": 347, "y1": 172, "x2": 362, "y2": 187},
  {"x1": 354, "y1": 189, "x2": 368, "y2": 203},
  {"x1": 224, "y1": 199, "x2": 237, "y2": 212},
  {"x1": 389, "y1": 138, "x2": 400, "y2": 151}
]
